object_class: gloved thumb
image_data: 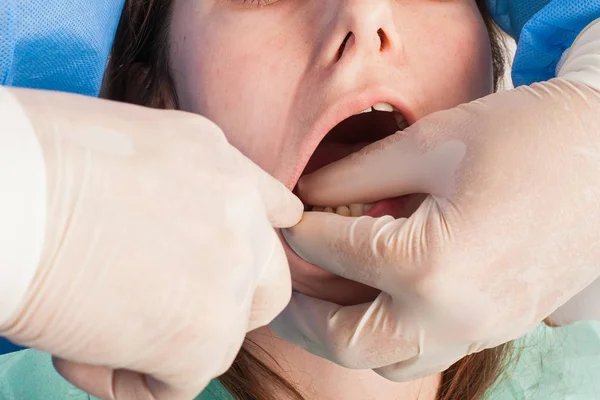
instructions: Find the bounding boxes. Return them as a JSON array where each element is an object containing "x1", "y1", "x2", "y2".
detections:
[{"x1": 234, "y1": 148, "x2": 303, "y2": 228}]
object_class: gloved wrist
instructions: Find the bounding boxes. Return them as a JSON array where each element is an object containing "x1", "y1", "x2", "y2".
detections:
[
  {"x1": 0, "y1": 87, "x2": 46, "y2": 329},
  {"x1": 557, "y1": 18, "x2": 600, "y2": 91}
]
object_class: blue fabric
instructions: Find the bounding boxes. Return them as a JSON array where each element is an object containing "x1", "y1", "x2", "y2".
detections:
[
  {"x1": 0, "y1": 340, "x2": 23, "y2": 355},
  {"x1": 0, "y1": 349, "x2": 233, "y2": 400},
  {"x1": 488, "y1": 0, "x2": 551, "y2": 39},
  {"x1": 1, "y1": 0, "x2": 125, "y2": 96},
  {"x1": 489, "y1": 0, "x2": 600, "y2": 86}
]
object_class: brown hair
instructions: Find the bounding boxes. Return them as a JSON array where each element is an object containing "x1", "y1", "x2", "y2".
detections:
[{"x1": 102, "y1": 2, "x2": 513, "y2": 399}]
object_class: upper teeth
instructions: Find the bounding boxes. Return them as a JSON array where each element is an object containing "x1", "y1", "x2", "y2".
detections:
[
  {"x1": 358, "y1": 102, "x2": 408, "y2": 130},
  {"x1": 373, "y1": 102, "x2": 395, "y2": 112},
  {"x1": 359, "y1": 102, "x2": 395, "y2": 113}
]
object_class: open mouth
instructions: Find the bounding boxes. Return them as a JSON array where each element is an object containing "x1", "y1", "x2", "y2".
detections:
[{"x1": 295, "y1": 101, "x2": 426, "y2": 219}]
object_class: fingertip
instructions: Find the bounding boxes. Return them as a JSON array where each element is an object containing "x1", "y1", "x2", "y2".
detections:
[
  {"x1": 295, "y1": 169, "x2": 339, "y2": 206},
  {"x1": 375, "y1": 359, "x2": 454, "y2": 383},
  {"x1": 295, "y1": 174, "x2": 315, "y2": 203},
  {"x1": 240, "y1": 152, "x2": 303, "y2": 228},
  {"x1": 265, "y1": 181, "x2": 304, "y2": 228}
]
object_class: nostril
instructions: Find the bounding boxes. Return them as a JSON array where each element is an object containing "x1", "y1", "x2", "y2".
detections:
[
  {"x1": 336, "y1": 29, "x2": 389, "y2": 61},
  {"x1": 377, "y1": 28, "x2": 388, "y2": 51},
  {"x1": 337, "y1": 32, "x2": 352, "y2": 61}
]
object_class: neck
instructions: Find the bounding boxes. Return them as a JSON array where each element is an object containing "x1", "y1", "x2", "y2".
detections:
[{"x1": 246, "y1": 326, "x2": 440, "y2": 400}]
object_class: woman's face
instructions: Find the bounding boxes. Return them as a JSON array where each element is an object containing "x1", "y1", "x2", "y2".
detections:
[{"x1": 169, "y1": 0, "x2": 493, "y2": 305}]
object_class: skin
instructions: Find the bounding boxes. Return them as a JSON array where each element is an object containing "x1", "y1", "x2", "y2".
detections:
[{"x1": 168, "y1": 0, "x2": 493, "y2": 398}]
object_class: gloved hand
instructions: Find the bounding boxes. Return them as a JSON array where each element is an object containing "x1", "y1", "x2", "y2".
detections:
[
  {"x1": 272, "y1": 77, "x2": 600, "y2": 381},
  {"x1": 0, "y1": 88, "x2": 302, "y2": 400}
]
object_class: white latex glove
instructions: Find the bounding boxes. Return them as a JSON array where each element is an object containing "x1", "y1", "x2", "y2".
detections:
[
  {"x1": 272, "y1": 21, "x2": 600, "y2": 381},
  {"x1": 0, "y1": 87, "x2": 302, "y2": 400}
]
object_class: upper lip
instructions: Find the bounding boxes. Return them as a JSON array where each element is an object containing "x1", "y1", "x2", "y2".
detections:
[{"x1": 288, "y1": 85, "x2": 415, "y2": 190}]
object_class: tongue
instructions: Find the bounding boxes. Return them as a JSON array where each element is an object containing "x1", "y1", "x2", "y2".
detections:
[{"x1": 365, "y1": 194, "x2": 427, "y2": 219}]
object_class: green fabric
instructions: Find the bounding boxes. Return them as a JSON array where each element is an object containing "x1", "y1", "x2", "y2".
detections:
[
  {"x1": 2, "y1": 322, "x2": 600, "y2": 399},
  {"x1": 0, "y1": 351, "x2": 92, "y2": 400},
  {"x1": 197, "y1": 380, "x2": 234, "y2": 400},
  {"x1": 487, "y1": 322, "x2": 600, "y2": 399},
  {"x1": 0, "y1": 350, "x2": 232, "y2": 400}
]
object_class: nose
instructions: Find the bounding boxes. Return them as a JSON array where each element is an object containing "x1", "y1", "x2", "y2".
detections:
[{"x1": 331, "y1": 1, "x2": 401, "y2": 62}]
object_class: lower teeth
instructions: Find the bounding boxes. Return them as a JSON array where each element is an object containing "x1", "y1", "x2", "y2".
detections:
[{"x1": 307, "y1": 203, "x2": 374, "y2": 217}]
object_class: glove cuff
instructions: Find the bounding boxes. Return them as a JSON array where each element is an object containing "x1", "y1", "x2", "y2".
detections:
[
  {"x1": 511, "y1": 0, "x2": 600, "y2": 87},
  {"x1": 557, "y1": 18, "x2": 600, "y2": 92}
]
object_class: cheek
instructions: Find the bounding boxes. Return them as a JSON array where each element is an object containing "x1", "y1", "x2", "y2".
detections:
[
  {"x1": 443, "y1": 23, "x2": 493, "y2": 99},
  {"x1": 410, "y1": 9, "x2": 493, "y2": 113},
  {"x1": 169, "y1": 8, "x2": 305, "y2": 172}
]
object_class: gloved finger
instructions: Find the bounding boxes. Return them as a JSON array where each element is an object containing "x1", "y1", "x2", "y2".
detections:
[
  {"x1": 374, "y1": 357, "x2": 457, "y2": 382},
  {"x1": 271, "y1": 292, "x2": 418, "y2": 370},
  {"x1": 283, "y1": 211, "x2": 417, "y2": 291},
  {"x1": 52, "y1": 358, "x2": 152, "y2": 400},
  {"x1": 297, "y1": 132, "x2": 466, "y2": 207},
  {"x1": 53, "y1": 358, "x2": 198, "y2": 400},
  {"x1": 52, "y1": 358, "x2": 118, "y2": 400},
  {"x1": 247, "y1": 227, "x2": 292, "y2": 331},
  {"x1": 234, "y1": 149, "x2": 304, "y2": 228}
]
